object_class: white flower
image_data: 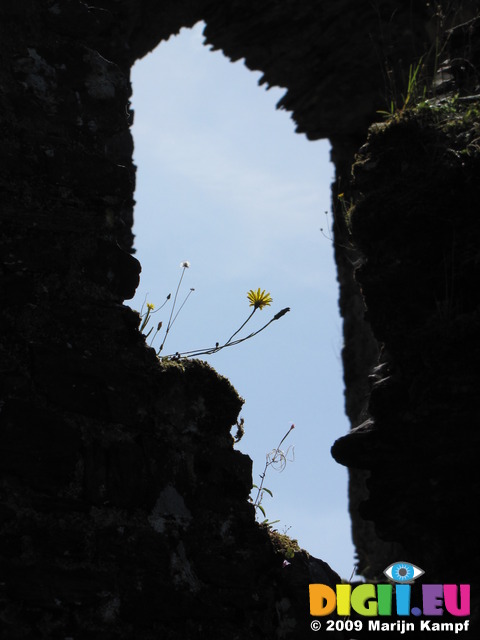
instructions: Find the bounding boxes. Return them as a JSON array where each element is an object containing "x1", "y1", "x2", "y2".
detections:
[{"x1": 180, "y1": 261, "x2": 190, "y2": 268}]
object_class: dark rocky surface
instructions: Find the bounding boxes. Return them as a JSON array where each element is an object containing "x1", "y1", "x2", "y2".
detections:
[
  {"x1": 332, "y1": 92, "x2": 480, "y2": 626},
  {"x1": 1, "y1": 0, "x2": 479, "y2": 637}
]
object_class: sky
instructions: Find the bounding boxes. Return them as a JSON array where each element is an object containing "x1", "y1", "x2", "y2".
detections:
[{"x1": 128, "y1": 21, "x2": 357, "y2": 580}]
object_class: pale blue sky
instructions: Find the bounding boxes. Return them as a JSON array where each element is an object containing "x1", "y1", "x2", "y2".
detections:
[{"x1": 129, "y1": 21, "x2": 356, "y2": 579}]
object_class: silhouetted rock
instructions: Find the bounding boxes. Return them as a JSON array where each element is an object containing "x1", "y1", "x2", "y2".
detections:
[{"x1": 1, "y1": 1, "x2": 479, "y2": 637}]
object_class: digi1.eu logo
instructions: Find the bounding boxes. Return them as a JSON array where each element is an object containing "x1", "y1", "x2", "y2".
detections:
[{"x1": 309, "y1": 560, "x2": 471, "y2": 634}]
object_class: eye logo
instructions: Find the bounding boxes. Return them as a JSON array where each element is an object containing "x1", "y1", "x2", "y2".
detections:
[
  {"x1": 384, "y1": 561, "x2": 425, "y2": 583},
  {"x1": 310, "y1": 560, "x2": 470, "y2": 620}
]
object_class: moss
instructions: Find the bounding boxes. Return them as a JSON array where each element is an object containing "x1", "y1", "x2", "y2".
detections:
[
  {"x1": 263, "y1": 525, "x2": 301, "y2": 560},
  {"x1": 373, "y1": 94, "x2": 480, "y2": 156},
  {"x1": 158, "y1": 356, "x2": 186, "y2": 372}
]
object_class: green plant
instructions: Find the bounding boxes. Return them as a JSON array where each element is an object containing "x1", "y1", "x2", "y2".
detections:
[
  {"x1": 176, "y1": 289, "x2": 289, "y2": 359},
  {"x1": 320, "y1": 197, "x2": 358, "y2": 251},
  {"x1": 377, "y1": 1, "x2": 480, "y2": 121},
  {"x1": 404, "y1": 59, "x2": 425, "y2": 109},
  {"x1": 251, "y1": 424, "x2": 295, "y2": 523},
  {"x1": 138, "y1": 260, "x2": 194, "y2": 353},
  {"x1": 158, "y1": 261, "x2": 195, "y2": 354},
  {"x1": 377, "y1": 58, "x2": 426, "y2": 118},
  {"x1": 138, "y1": 265, "x2": 290, "y2": 359},
  {"x1": 335, "y1": 192, "x2": 358, "y2": 234},
  {"x1": 265, "y1": 525, "x2": 300, "y2": 560},
  {"x1": 416, "y1": 92, "x2": 459, "y2": 114}
]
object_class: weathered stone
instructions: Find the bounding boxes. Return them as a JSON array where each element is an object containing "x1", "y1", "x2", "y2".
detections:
[
  {"x1": 332, "y1": 84, "x2": 480, "y2": 602},
  {"x1": 2, "y1": 0, "x2": 479, "y2": 637}
]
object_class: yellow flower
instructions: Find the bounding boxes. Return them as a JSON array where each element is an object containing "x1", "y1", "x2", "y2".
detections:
[
  {"x1": 146, "y1": 302, "x2": 155, "y2": 311},
  {"x1": 247, "y1": 288, "x2": 273, "y2": 310}
]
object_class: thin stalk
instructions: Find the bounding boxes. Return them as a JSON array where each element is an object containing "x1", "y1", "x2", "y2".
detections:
[
  {"x1": 223, "y1": 308, "x2": 256, "y2": 346},
  {"x1": 158, "y1": 266, "x2": 187, "y2": 353},
  {"x1": 252, "y1": 424, "x2": 295, "y2": 512},
  {"x1": 170, "y1": 288, "x2": 195, "y2": 328},
  {"x1": 149, "y1": 322, "x2": 163, "y2": 347},
  {"x1": 139, "y1": 308, "x2": 152, "y2": 333},
  {"x1": 165, "y1": 308, "x2": 290, "y2": 359},
  {"x1": 139, "y1": 294, "x2": 170, "y2": 334}
]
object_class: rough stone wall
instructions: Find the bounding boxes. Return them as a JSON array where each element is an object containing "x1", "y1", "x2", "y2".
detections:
[
  {"x1": 1, "y1": 2, "x2": 342, "y2": 637},
  {"x1": 1, "y1": 0, "x2": 479, "y2": 637},
  {"x1": 333, "y1": 88, "x2": 480, "y2": 589},
  {"x1": 332, "y1": 8, "x2": 480, "y2": 625}
]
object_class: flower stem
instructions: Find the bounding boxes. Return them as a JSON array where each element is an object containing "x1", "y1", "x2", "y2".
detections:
[
  {"x1": 139, "y1": 294, "x2": 170, "y2": 334},
  {"x1": 252, "y1": 424, "x2": 295, "y2": 513},
  {"x1": 164, "y1": 308, "x2": 290, "y2": 359},
  {"x1": 223, "y1": 308, "x2": 256, "y2": 346},
  {"x1": 170, "y1": 288, "x2": 195, "y2": 328},
  {"x1": 159, "y1": 266, "x2": 187, "y2": 353}
]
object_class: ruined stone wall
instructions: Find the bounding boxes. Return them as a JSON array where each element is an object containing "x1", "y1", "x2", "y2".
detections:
[
  {"x1": 332, "y1": 6, "x2": 480, "y2": 624},
  {"x1": 1, "y1": 0, "x2": 479, "y2": 637},
  {"x1": 333, "y1": 84, "x2": 480, "y2": 589},
  {"x1": 0, "y1": 2, "x2": 341, "y2": 637}
]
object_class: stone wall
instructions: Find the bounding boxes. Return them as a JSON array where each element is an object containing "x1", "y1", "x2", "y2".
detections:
[{"x1": 1, "y1": 0, "x2": 479, "y2": 636}]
